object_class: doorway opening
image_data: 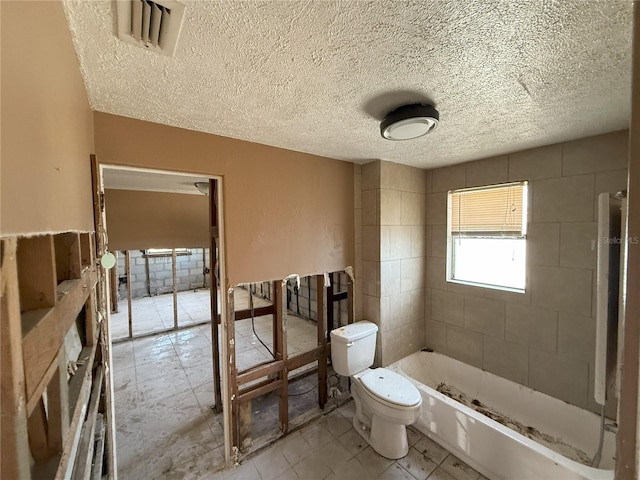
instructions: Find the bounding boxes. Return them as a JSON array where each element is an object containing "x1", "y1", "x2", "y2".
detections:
[{"x1": 97, "y1": 164, "x2": 229, "y2": 477}]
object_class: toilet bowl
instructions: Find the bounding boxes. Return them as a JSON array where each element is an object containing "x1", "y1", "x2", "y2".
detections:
[{"x1": 330, "y1": 321, "x2": 422, "y2": 459}]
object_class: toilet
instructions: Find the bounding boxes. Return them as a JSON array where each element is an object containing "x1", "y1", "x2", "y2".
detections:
[{"x1": 330, "y1": 321, "x2": 421, "y2": 459}]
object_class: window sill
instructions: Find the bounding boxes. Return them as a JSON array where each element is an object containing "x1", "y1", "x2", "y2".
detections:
[{"x1": 447, "y1": 278, "x2": 525, "y2": 294}]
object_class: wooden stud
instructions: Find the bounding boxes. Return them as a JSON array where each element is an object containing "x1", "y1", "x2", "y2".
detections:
[
  {"x1": 226, "y1": 288, "x2": 238, "y2": 448},
  {"x1": 21, "y1": 269, "x2": 97, "y2": 399},
  {"x1": 347, "y1": 273, "x2": 354, "y2": 325},
  {"x1": 316, "y1": 275, "x2": 328, "y2": 409},
  {"x1": 17, "y1": 235, "x2": 57, "y2": 311},
  {"x1": 84, "y1": 291, "x2": 98, "y2": 347},
  {"x1": 238, "y1": 398, "x2": 252, "y2": 451},
  {"x1": 238, "y1": 379, "x2": 283, "y2": 403},
  {"x1": 0, "y1": 238, "x2": 32, "y2": 480},
  {"x1": 125, "y1": 251, "x2": 133, "y2": 339},
  {"x1": 27, "y1": 398, "x2": 50, "y2": 461},
  {"x1": 71, "y1": 365, "x2": 104, "y2": 480},
  {"x1": 172, "y1": 248, "x2": 178, "y2": 329},
  {"x1": 90, "y1": 154, "x2": 116, "y2": 479},
  {"x1": 326, "y1": 273, "x2": 334, "y2": 338},
  {"x1": 210, "y1": 179, "x2": 223, "y2": 412},
  {"x1": 47, "y1": 352, "x2": 70, "y2": 454},
  {"x1": 237, "y1": 360, "x2": 285, "y2": 385},
  {"x1": 234, "y1": 305, "x2": 274, "y2": 320},
  {"x1": 274, "y1": 280, "x2": 288, "y2": 435},
  {"x1": 79, "y1": 233, "x2": 93, "y2": 269},
  {"x1": 110, "y1": 257, "x2": 118, "y2": 313},
  {"x1": 55, "y1": 340, "x2": 97, "y2": 480}
]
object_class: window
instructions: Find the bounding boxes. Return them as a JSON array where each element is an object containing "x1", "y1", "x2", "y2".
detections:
[{"x1": 447, "y1": 181, "x2": 528, "y2": 292}]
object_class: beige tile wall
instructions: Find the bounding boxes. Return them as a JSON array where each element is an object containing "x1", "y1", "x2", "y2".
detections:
[
  {"x1": 354, "y1": 164, "x2": 363, "y2": 322},
  {"x1": 424, "y1": 130, "x2": 629, "y2": 414},
  {"x1": 361, "y1": 160, "x2": 428, "y2": 365}
]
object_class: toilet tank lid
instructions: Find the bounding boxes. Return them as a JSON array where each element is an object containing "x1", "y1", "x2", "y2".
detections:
[{"x1": 330, "y1": 321, "x2": 378, "y2": 343}]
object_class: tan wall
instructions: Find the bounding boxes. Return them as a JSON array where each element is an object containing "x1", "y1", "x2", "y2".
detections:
[
  {"x1": 423, "y1": 130, "x2": 628, "y2": 414},
  {"x1": 1, "y1": 1, "x2": 95, "y2": 236},
  {"x1": 94, "y1": 113, "x2": 354, "y2": 285},
  {"x1": 104, "y1": 190, "x2": 210, "y2": 250}
]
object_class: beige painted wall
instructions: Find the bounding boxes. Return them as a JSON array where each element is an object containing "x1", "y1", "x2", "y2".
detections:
[
  {"x1": 104, "y1": 190, "x2": 210, "y2": 250},
  {"x1": 424, "y1": 130, "x2": 628, "y2": 414},
  {"x1": 1, "y1": 1, "x2": 95, "y2": 236},
  {"x1": 94, "y1": 113, "x2": 354, "y2": 285}
]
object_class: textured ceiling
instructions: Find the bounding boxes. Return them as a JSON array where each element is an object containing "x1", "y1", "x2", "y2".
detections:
[
  {"x1": 63, "y1": 0, "x2": 633, "y2": 168},
  {"x1": 102, "y1": 167, "x2": 210, "y2": 195}
]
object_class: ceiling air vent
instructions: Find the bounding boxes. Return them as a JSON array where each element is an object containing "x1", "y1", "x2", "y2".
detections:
[{"x1": 115, "y1": 0, "x2": 186, "y2": 56}]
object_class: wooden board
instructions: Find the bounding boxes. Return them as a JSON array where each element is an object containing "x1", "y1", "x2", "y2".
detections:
[
  {"x1": 0, "y1": 238, "x2": 32, "y2": 479},
  {"x1": 22, "y1": 270, "x2": 96, "y2": 399},
  {"x1": 316, "y1": 275, "x2": 328, "y2": 408}
]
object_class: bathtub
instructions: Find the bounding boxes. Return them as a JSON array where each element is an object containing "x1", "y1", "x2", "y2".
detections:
[{"x1": 388, "y1": 351, "x2": 615, "y2": 480}]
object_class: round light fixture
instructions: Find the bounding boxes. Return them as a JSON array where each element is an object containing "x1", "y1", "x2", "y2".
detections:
[{"x1": 380, "y1": 104, "x2": 439, "y2": 141}]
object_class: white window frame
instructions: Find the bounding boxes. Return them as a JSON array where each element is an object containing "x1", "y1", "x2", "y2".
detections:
[{"x1": 446, "y1": 181, "x2": 528, "y2": 293}]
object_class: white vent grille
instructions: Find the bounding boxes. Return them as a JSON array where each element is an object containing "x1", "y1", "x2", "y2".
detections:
[{"x1": 115, "y1": 0, "x2": 185, "y2": 56}]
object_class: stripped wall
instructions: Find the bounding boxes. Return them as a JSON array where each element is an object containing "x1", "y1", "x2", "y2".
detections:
[
  {"x1": 1, "y1": 0, "x2": 95, "y2": 236},
  {"x1": 424, "y1": 130, "x2": 629, "y2": 415}
]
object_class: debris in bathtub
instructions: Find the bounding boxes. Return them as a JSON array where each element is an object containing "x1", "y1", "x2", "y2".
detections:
[
  {"x1": 421, "y1": 348, "x2": 434, "y2": 352},
  {"x1": 434, "y1": 382, "x2": 593, "y2": 466}
]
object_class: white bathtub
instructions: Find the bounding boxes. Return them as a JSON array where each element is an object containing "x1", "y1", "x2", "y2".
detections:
[{"x1": 388, "y1": 351, "x2": 615, "y2": 480}]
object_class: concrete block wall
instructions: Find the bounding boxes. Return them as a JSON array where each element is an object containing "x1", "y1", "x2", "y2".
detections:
[
  {"x1": 362, "y1": 160, "x2": 428, "y2": 366},
  {"x1": 424, "y1": 130, "x2": 628, "y2": 415},
  {"x1": 116, "y1": 248, "x2": 209, "y2": 299},
  {"x1": 287, "y1": 272, "x2": 350, "y2": 325}
]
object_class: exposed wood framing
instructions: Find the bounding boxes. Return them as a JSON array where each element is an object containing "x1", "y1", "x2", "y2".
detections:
[
  {"x1": 125, "y1": 250, "x2": 133, "y2": 339},
  {"x1": 17, "y1": 235, "x2": 57, "y2": 311},
  {"x1": 54, "y1": 233, "x2": 82, "y2": 283},
  {"x1": 22, "y1": 269, "x2": 97, "y2": 400},
  {"x1": 210, "y1": 179, "x2": 223, "y2": 412},
  {"x1": 47, "y1": 353, "x2": 70, "y2": 454},
  {"x1": 229, "y1": 271, "x2": 354, "y2": 452},
  {"x1": 71, "y1": 365, "x2": 104, "y2": 480},
  {"x1": 316, "y1": 275, "x2": 328, "y2": 408},
  {"x1": 109, "y1": 260, "x2": 118, "y2": 313},
  {"x1": 91, "y1": 155, "x2": 116, "y2": 478},
  {"x1": 226, "y1": 288, "x2": 238, "y2": 448},
  {"x1": 275, "y1": 280, "x2": 288, "y2": 435},
  {"x1": 55, "y1": 344, "x2": 97, "y2": 480},
  {"x1": 0, "y1": 239, "x2": 32, "y2": 480},
  {"x1": 27, "y1": 398, "x2": 50, "y2": 461},
  {"x1": 172, "y1": 248, "x2": 178, "y2": 329}
]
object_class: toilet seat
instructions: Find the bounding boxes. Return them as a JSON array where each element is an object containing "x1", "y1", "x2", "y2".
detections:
[{"x1": 357, "y1": 368, "x2": 421, "y2": 409}]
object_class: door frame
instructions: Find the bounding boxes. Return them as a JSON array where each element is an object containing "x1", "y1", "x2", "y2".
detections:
[{"x1": 92, "y1": 161, "x2": 232, "y2": 467}]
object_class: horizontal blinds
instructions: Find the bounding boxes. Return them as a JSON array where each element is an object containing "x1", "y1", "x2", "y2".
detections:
[{"x1": 450, "y1": 183, "x2": 525, "y2": 235}]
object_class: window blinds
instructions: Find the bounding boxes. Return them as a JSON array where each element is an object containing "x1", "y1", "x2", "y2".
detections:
[{"x1": 450, "y1": 182, "x2": 526, "y2": 236}]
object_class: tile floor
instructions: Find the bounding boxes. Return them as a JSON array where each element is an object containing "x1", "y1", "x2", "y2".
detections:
[
  {"x1": 111, "y1": 289, "x2": 484, "y2": 480},
  {"x1": 111, "y1": 289, "x2": 213, "y2": 340}
]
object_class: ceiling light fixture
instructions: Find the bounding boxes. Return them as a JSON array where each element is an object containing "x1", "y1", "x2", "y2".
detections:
[
  {"x1": 380, "y1": 104, "x2": 439, "y2": 141},
  {"x1": 194, "y1": 182, "x2": 210, "y2": 195}
]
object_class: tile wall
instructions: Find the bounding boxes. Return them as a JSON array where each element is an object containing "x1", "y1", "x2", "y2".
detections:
[
  {"x1": 361, "y1": 160, "x2": 428, "y2": 365},
  {"x1": 424, "y1": 130, "x2": 629, "y2": 414}
]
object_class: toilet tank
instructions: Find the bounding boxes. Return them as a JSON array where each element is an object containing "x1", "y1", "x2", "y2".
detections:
[{"x1": 330, "y1": 321, "x2": 378, "y2": 376}]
